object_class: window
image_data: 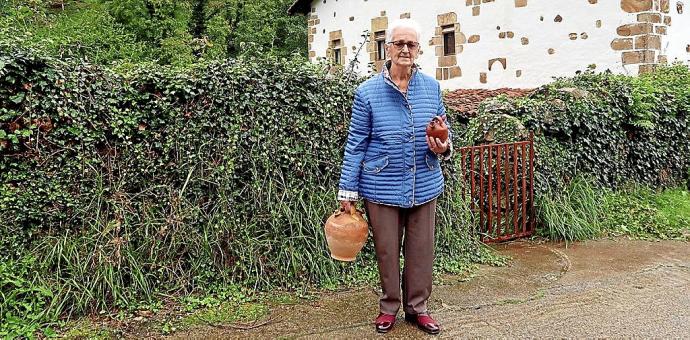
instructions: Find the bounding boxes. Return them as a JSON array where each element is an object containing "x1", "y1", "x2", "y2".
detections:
[
  {"x1": 442, "y1": 25, "x2": 456, "y2": 56},
  {"x1": 375, "y1": 31, "x2": 386, "y2": 61},
  {"x1": 332, "y1": 39, "x2": 342, "y2": 64}
]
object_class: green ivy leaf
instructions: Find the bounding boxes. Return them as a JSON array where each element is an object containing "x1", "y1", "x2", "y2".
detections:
[{"x1": 10, "y1": 93, "x2": 24, "y2": 104}]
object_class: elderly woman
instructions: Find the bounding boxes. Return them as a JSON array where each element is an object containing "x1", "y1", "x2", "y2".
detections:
[{"x1": 337, "y1": 19, "x2": 451, "y2": 335}]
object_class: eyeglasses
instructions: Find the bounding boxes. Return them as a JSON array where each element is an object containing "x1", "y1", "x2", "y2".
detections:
[{"x1": 388, "y1": 40, "x2": 420, "y2": 51}]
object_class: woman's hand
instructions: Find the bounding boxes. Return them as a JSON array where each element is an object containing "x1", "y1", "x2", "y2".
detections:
[
  {"x1": 340, "y1": 200, "x2": 355, "y2": 213},
  {"x1": 426, "y1": 135, "x2": 449, "y2": 155}
]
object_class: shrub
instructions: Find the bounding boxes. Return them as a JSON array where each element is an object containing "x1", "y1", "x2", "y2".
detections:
[
  {"x1": 471, "y1": 66, "x2": 690, "y2": 191},
  {"x1": 466, "y1": 65, "x2": 690, "y2": 240},
  {"x1": 0, "y1": 45, "x2": 481, "y2": 323}
]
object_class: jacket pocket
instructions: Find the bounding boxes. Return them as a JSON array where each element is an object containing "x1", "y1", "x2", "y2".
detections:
[
  {"x1": 425, "y1": 153, "x2": 440, "y2": 170},
  {"x1": 362, "y1": 155, "x2": 389, "y2": 174},
  {"x1": 379, "y1": 131, "x2": 403, "y2": 146}
]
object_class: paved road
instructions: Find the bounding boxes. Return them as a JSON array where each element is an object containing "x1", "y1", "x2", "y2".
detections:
[{"x1": 170, "y1": 239, "x2": 690, "y2": 339}]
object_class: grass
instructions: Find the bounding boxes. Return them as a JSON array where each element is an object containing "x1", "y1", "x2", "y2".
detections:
[
  {"x1": 601, "y1": 185, "x2": 690, "y2": 240},
  {"x1": 59, "y1": 320, "x2": 116, "y2": 340},
  {"x1": 0, "y1": 153, "x2": 499, "y2": 339},
  {"x1": 536, "y1": 176, "x2": 690, "y2": 242},
  {"x1": 651, "y1": 188, "x2": 690, "y2": 229},
  {"x1": 0, "y1": 257, "x2": 56, "y2": 338},
  {"x1": 536, "y1": 176, "x2": 605, "y2": 243},
  {"x1": 57, "y1": 297, "x2": 270, "y2": 339},
  {"x1": 177, "y1": 302, "x2": 269, "y2": 330}
]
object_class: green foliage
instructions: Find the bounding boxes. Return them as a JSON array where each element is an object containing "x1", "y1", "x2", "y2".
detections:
[
  {"x1": 58, "y1": 321, "x2": 114, "y2": 340},
  {"x1": 465, "y1": 67, "x2": 690, "y2": 241},
  {"x1": 471, "y1": 65, "x2": 690, "y2": 192},
  {"x1": 601, "y1": 185, "x2": 690, "y2": 240},
  {"x1": 463, "y1": 100, "x2": 529, "y2": 146},
  {"x1": 0, "y1": 257, "x2": 56, "y2": 338},
  {"x1": 177, "y1": 302, "x2": 268, "y2": 330},
  {"x1": 536, "y1": 175, "x2": 604, "y2": 242},
  {"x1": 463, "y1": 65, "x2": 690, "y2": 241},
  {"x1": 0, "y1": 0, "x2": 307, "y2": 65},
  {"x1": 628, "y1": 65, "x2": 690, "y2": 129},
  {"x1": 180, "y1": 284, "x2": 251, "y2": 312},
  {"x1": 106, "y1": 0, "x2": 188, "y2": 43},
  {"x1": 0, "y1": 45, "x2": 484, "y2": 333},
  {"x1": 30, "y1": 2, "x2": 152, "y2": 64}
]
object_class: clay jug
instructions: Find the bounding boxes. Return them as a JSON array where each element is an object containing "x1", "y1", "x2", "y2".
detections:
[
  {"x1": 324, "y1": 206, "x2": 368, "y2": 261},
  {"x1": 426, "y1": 116, "x2": 449, "y2": 142}
]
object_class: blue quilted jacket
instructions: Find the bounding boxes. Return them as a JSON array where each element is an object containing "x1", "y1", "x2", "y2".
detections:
[{"x1": 337, "y1": 67, "x2": 451, "y2": 208}]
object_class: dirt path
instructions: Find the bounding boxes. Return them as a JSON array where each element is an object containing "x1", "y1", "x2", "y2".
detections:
[{"x1": 169, "y1": 238, "x2": 690, "y2": 339}]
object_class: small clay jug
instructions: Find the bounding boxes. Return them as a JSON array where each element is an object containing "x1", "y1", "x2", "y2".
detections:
[
  {"x1": 426, "y1": 116, "x2": 449, "y2": 142},
  {"x1": 324, "y1": 206, "x2": 368, "y2": 262}
]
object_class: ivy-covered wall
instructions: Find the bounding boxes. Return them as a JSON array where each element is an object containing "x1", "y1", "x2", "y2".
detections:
[
  {"x1": 0, "y1": 46, "x2": 481, "y2": 319},
  {"x1": 462, "y1": 65, "x2": 690, "y2": 192}
]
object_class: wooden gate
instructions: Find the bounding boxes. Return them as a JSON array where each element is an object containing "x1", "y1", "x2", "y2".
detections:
[{"x1": 459, "y1": 137, "x2": 536, "y2": 243}]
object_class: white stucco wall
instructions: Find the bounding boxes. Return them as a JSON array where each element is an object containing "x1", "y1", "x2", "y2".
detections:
[
  {"x1": 306, "y1": 0, "x2": 690, "y2": 89},
  {"x1": 666, "y1": 1, "x2": 690, "y2": 64}
]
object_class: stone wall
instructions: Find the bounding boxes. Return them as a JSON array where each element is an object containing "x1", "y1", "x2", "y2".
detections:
[
  {"x1": 614, "y1": 0, "x2": 673, "y2": 73},
  {"x1": 305, "y1": 0, "x2": 690, "y2": 89}
]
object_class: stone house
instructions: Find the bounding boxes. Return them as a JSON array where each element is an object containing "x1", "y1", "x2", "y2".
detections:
[{"x1": 288, "y1": 0, "x2": 690, "y2": 89}]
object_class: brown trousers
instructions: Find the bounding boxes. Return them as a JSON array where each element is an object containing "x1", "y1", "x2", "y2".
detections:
[{"x1": 364, "y1": 199, "x2": 436, "y2": 315}]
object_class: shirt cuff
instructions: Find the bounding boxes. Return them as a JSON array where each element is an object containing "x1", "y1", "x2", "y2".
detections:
[{"x1": 337, "y1": 190, "x2": 359, "y2": 201}]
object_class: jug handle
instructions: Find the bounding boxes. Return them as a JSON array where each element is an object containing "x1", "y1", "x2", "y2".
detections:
[
  {"x1": 335, "y1": 206, "x2": 361, "y2": 221},
  {"x1": 349, "y1": 205, "x2": 360, "y2": 221}
]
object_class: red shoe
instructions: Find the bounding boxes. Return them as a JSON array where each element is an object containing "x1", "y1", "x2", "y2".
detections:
[
  {"x1": 375, "y1": 313, "x2": 396, "y2": 333},
  {"x1": 405, "y1": 312, "x2": 440, "y2": 335}
]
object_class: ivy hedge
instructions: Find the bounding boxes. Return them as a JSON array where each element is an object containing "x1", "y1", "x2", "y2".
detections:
[
  {"x1": 0, "y1": 45, "x2": 483, "y2": 332},
  {"x1": 464, "y1": 65, "x2": 690, "y2": 192}
]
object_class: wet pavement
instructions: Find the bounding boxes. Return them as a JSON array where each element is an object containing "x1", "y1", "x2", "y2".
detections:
[{"x1": 170, "y1": 238, "x2": 690, "y2": 339}]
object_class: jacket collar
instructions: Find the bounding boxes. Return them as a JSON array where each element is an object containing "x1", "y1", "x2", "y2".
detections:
[{"x1": 382, "y1": 60, "x2": 418, "y2": 94}]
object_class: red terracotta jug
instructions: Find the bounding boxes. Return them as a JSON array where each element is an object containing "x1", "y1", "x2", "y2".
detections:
[
  {"x1": 426, "y1": 116, "x2": 449, "y2": 142},
  {"x1": 324, "y1": 206, "x2": 368, "y2": 262}
]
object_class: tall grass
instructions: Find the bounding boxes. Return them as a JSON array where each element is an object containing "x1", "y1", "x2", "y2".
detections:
[
  {"x1": 27, "y1": 162, "x2": 485, "y2": 321},
  {"x1": 536, "y1": 175, "x2": 604, "y2": 242}
]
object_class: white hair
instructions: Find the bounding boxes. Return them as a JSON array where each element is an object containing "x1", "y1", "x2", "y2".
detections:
[{"x1": 386, "y1": 19, "x2": 422, "y2": 42}]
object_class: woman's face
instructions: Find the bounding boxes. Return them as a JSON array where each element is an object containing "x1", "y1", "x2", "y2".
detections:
[{"x1": 386, "y1": 27, "x2": 420, "y2": 68}]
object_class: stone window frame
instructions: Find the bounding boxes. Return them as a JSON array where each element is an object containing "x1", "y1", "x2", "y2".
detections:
[
  {"x1": 367, "y1": 15, "x2": 389, "y2": 72},
  {"x1": 375, "y1": 31, "x2": 387, "y2": 61},
  {"x1": 333, "y1": 39, "x2": 343, "y2": 64},
  {"x1": 442, "y1": 25, "x2": 457, "y2": 56},
  {"x1": 433, "y1": 12, "x2": 464, "y2": 80},
  {"x1": 328, "y1": 30, "x2": 347, "y2": 66}
]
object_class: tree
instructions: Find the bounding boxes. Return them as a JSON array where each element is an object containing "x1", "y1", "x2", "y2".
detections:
[{"x1": 2, "y1": 0, "x2": 307, "y2": 64}]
